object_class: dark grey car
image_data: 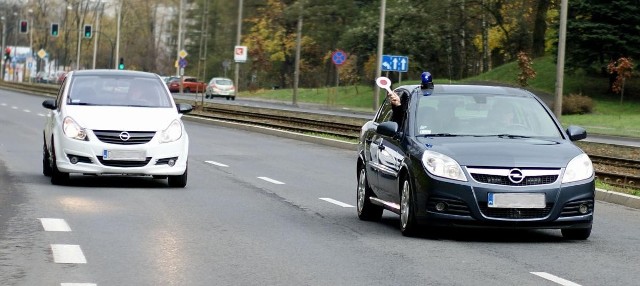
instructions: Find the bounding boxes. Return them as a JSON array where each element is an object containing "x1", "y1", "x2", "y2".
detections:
[{"x1": 357, "y1": 83, "x2": 595, "y2": 239}]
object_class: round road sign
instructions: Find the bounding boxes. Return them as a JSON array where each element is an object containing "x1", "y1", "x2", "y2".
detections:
[{"x1": 331, "y1": 50, "x2": 346, "y2": 66}]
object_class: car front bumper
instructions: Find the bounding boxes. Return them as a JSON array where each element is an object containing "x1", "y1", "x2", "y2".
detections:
[
  {"x1": 54, "y1": 133, "x2": 188, "y2": 176},
  {"x1": 413, "y1": 175, "x2": 595, "y2": 229}
]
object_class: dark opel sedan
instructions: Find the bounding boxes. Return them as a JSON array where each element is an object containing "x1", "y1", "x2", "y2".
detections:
[{"x1": 357, "y1": 82, "x2": 595, "y2": 239}]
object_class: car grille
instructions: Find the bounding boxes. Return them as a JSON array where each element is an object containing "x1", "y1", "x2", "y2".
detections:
[
  {"x1": 467, "y1": 167, "x2": 560, "y2": 186},
  {"x1": 427, "y1": 197, "x2": 471, "y2": 216},
  {"x1": 97, "y1": 157, "x2": 151, "y2": 167},
  {"x1": 560, "y1": 199, "x2": 594, "y2": 217},
  {"x1": 479, "y1": 203, "x2": 553, "y2": 219},
  {"x1": 471, "y1": 174, "x2": 558, "y2": 186},
  {"x1": 93, "y1": 130, "x2": 156, "y2": 145}
]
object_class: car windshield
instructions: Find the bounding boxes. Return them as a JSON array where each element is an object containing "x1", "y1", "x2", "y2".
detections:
[
  {"x1": 67, "y1": 75, "x2": 173, "y2": 108},
  {"x1": 414, "y1": 92, "x2": 562, "y2": 138}
]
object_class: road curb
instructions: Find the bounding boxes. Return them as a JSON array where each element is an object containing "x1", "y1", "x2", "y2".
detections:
[{"x1": 596, "y1": 188, "x2": 640, "y2": 209}]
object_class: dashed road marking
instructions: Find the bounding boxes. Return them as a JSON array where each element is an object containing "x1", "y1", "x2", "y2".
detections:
[
  {"x1": 205, "y1": 160, "x2": 229, "y2": 167},
  {"x1": 39, "y1": 218, "x2": 71, "y2": 232},
  {"x1": 23, "y1": 109, "x2": 30, "y2": 113},
  {"x1": 61, "y1": 284, "x2": 97, "y2": 286},
  {"x1": 51, "y1": 244, "x2": 87, "y2": 264},
  {"x1": 531, "y1": 272, "x2": 582, "y2": 286},
  {"x1": 258, "y1": 176, "x2": 285, "y2": 185},
  {"x1": 320, "y1": 198, "x2": 354, "y2": 208},
  {"x1": 11, "y1": 106, "x2": 18, "y2": 109}
]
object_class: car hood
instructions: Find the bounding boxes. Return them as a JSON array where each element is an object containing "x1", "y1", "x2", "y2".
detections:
[
  {"x1": 417, "y1": 136, "x2": 584, "y2": 168},
  {"x1": 64, "y1": 106, "x2": 180, "y2": 131}
]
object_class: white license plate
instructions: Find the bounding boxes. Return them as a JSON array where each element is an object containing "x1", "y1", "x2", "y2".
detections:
[
  {"x1": 103, "y1": 150, "x2": 146, "y2": 161},
  {"x1": 488, "y1": 193, "x2": 545, "y2": 208}
]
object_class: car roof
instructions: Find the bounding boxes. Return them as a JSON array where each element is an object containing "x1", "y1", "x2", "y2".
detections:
[
  {"x1": 397, "y1": 84, "x2": 534, "y2": 97},
  {"x1": 69, "y1": 69, "x2": 159, "y2": 79}
]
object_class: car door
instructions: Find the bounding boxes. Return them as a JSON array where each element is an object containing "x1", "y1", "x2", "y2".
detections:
[{"x1": 376, "y1": 89, "x2": 411, "y2": 204}]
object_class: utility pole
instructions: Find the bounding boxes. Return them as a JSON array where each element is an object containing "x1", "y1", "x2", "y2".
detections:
[
  {"x1": 234, "y1": 0, "x2": 244, "y2": 98},
  {"x1": 115, "y1": 0, "x2": 121, "y2": 69},
  {"x1": 373, "y1": 0, "x2": 387, "y2": 110},
  {"x1": 554, "y1": 0, "x2": 568, "y2": 118},
  {"x1": 92, "y1": 1, "x2": 104, "y2": 69},
  {"x1": 292, "y1": 0, "x2": 304, "y2": 107},
  {"x1": 1, "y1": 16, "x2": 6, "y2": 81}
]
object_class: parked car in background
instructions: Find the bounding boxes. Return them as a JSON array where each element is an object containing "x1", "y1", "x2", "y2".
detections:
[
  {"x1": 41, "y1": 69, "x2": 193, "y2": 187},
  {"x1": 53, "y1": 71, "x2": 67, "y2": 84},
  {"x1": 166, "y1": 76, "x2": 207, "y2": 93},
  {"x1": 205, "y1": 77, "x2": 236, "y2": 100},
  {"x1": 35, "y1": 71, "x2": 49, "y2": 83},
  {"x1": 357, "y1": 76, "x2": 595, "y2": 239}
]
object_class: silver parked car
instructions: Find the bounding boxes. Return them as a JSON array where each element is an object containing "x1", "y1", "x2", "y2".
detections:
[{"x1": 205, "y1": 77, "x2": 236, "y2": 100}]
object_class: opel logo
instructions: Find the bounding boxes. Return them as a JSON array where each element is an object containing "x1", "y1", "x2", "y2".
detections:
[
  {"x1": 119, "y1": 131, "x2": 131, "y2": 141},
  {"x1": 508, "y1": 168, "x2": 525, "y2": 184}
]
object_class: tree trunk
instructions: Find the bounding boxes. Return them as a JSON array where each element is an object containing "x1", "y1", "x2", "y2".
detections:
[{"x1": 532, "y1": 0, "x2": 551, "y2": 57}]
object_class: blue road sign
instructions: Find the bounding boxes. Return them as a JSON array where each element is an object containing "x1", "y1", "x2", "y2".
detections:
[
  {"x1": 332, "y1": 50, "x2": 346, "y2": 66},
  {"x1": 178, "y1": 58, "x2": 187, "y2": 68},
  {"x1": 381, "y1": 55, "x2": 409, "y2": 72}
]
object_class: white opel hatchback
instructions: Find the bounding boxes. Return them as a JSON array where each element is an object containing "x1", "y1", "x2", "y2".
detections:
[{"x1": 42, "y1": 70, "x2": 193, "y2": 187}]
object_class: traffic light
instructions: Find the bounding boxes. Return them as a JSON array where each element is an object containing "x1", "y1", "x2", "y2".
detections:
[
  {"x1": 118, "y1": 58, "x2": 125, "y2": 70},
  {"x1": 51, "y1": 23, "x2": 59, "y2": 37},
  {"x1": 83, "y1": 25, "x2": 92, "y2": 38},
  {"x1": 3, "y1": 48, "x2": 10, "y2": 61},
  {"x1": 19, "y1": 20, "x2": 28, "y2": 33}
]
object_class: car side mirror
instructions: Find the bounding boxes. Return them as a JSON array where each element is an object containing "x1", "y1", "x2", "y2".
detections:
[
  {"x1": 377, "y1": 121, "x2": 398, "y2": 137},
  {"x1": 42, "y1": 99, "x2": 57, "y2": 110},
  {"x1": 566, "y1": 125, "x2": 587, "y2": 141},
  {"x1": 177, "y1": 103, "x2": 193, "y2": 114}
]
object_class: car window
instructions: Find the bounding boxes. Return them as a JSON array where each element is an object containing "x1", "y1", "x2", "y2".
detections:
[
  {"x1": 415, "y1": 93, "x2": 562, "y2": 137},
  {"x1": 67, "y1": 75, "x2": 172, "y2": 108},
  {"x1": 215, "y1": 79, "x2": 233, "y2": 85}
]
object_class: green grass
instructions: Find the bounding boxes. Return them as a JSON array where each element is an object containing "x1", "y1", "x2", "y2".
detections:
[
  {"x1": 596, "y1": 180, "x2": 640, "y2": 196},
  {"x1": 239, "y1": 56, "x2": 640, "y2": 138}
]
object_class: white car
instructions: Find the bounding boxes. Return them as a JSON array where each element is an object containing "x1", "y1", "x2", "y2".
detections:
[
  {"x1": 205, "y1": 77, "x2": 235, "y2": 100},
  {"x1": 42, "y1": 70, "x2": 193, "y2": 187}
]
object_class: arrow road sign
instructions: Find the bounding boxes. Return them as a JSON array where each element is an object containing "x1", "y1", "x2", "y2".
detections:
[{"x1": 381, "y1": 55, "x2": 409, "y2": 72}]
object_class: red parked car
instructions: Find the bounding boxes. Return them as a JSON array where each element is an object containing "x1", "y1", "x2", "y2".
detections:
[{"x1": 167, "y1": 76, "x2": 207, "y2": 93}]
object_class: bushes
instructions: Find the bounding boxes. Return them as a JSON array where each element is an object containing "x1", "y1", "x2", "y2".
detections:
[{"x1": 562, "y1": 93, "x2": 594, "y2": 115}]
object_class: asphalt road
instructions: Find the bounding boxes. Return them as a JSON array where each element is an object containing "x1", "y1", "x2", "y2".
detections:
[{"x1": 1, "y1": 89, "x2": 640, "y2": 285}]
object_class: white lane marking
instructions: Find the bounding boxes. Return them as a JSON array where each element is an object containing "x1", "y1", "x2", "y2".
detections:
[
  {"x1": 38, "y1": 113, "x2": 46, "y2": 117},
  {"x1": 1, "y1": 103, "x2": 6, "y2": 106},
  {"x1": 11, "y1": 106, "x2": 18, "y2": 109},
  {"x1": 320, "y1": 198, "x2": 354, "y2": 208},
  {"x1": 61, "y1": 284, "x2": 97, "y2": 286},
  {"x1": 51, "y1": 244, "x2": 87, "y2": 264},
  {"x1": 258, "y1": 176, "x2": 285, "y2": 185},
  {"x1": 205, "y1": 160, "x2": 229, "y2": 167},
  {"x1": 39, "y1": 218, "x2": 71, "y2": 232},
  {"x1": 23, "y1": 109, "x2": 30, "y2": 113},
  {"x1": 531, "y1": 272, "x2": 582, "y2": 286}
]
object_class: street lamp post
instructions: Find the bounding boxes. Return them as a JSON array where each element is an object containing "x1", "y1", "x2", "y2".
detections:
[
  {"x1": 234, "y1": 0, "x2": 244, "y2": 98},
  {"x1": 28, "y1": 8, "x2": 33, "y2": 82},
  {"x1": 1, "y1": 16, "x2": 6, "y2": 81},
  {"x1": 92, "y1": 1, "x2": 104, "y2": 69}
]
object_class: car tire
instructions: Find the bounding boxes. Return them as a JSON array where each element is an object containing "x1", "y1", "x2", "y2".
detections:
[
  {"x1": 357, "y1": 166, "x2": 383, "y2": 221},
  {"x1": 561, "y1": 227, "x2": 592, "y2": 240},
  {"x1": 231, "y1": 96, "x2": 236, "y2": 100},
  {"x1": 400, "y1": 176, "x2": 418, "y2": 236},
  {"x1": 225, "y1": 96, "x2": 230, "y2": 100},
  {"x1": 43, "y1": 141, "x2": 52, "y2": 177},
  {"x1": 50, "y1": 143, "x2": 69, "y2": 185},
  {"x1": 168, "y1": 165, "x2": 187, "y2": 188}
]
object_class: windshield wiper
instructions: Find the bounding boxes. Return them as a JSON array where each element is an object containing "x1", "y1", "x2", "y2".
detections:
[
  {"x1": 417, "y1": 133, "x2": 460, "y2": 137},
  {"x1": 493, "y1": 134, "x2": 531, "y2": 139}
]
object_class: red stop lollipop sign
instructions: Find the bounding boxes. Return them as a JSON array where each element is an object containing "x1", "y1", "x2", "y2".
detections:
[{"x1": 376, "y1": 76, "x2": 395, "y2": 96}]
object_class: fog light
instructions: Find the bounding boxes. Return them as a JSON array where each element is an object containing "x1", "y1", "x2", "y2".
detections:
[
  {"x1": 578, "y1": 204, "x2": 589, "y2": 214},
  {"x1": 70, "y1": 156, "x2": 78, "y2": 164},
  {"x1": 168, "y1": 159, "x2": 176, "y2": 167},
  {"x1": 435, "y1": 202, "x2": 447, "y2": 212}
]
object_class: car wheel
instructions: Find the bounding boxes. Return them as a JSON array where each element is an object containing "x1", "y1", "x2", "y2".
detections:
[
  {"x1": 400, "y1": 176, "x2": 418, "y2": 236},
  {"x1": 168, "y1": 165, "x2": 187, "y2": 188},
  {"x1": 50, "y1": 143, "x2": 69, "y2": 185},
  {"x1": 226, "y1": 96, "x2": 230, "y2": 100},
  {"x1": 231, "y1": 96, "x2": 236, "y2": 101},
  {"x1": 561, "y1": 227, "x2": 592, "y2": 240},
  {"x1": 357, "y1": 166, "x2": 383, "y2": 221},
  {"x1": 42, "y1": 140, "x2": 52, "y2": 177}
]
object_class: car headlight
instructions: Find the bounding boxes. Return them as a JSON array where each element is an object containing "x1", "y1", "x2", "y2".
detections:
[
  {"x1": 562, "y1": 153, "x2": 594, "y2": 183},
  {"x1": 62, "y1": 117, "x2": 87, "y2": 141},
  {"x1": 159, "y1": 119, "x2": 183, "y2": 143},
  {"x1": 421, "y1": 150, "x2": 467, "y2": 181}
]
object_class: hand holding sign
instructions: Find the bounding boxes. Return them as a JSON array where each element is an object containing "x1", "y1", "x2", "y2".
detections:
[{"x1": 376, "y1": 76, "x2": 401, "y2": 107}]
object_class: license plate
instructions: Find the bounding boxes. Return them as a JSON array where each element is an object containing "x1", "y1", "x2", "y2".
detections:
[
  {"x1": 103, "y1": 150, "x2": 146, "y2": 161},
  {"x1": 488, "y1": 193, "x2": 545, "y2": 208}
]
